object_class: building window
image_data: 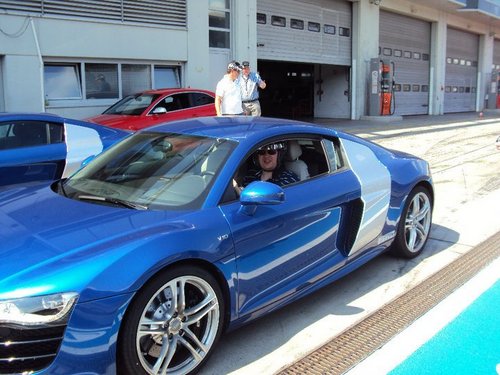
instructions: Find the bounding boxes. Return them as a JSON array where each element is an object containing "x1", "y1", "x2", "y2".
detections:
[
  {"x1": 404, "y1": 51, "x2": 412, "y2": 59},
  {"x1": 122, "y1": 64, "x2": 151, "y2": 97},
  {"x1": 154, "y1": 66, "x2": 180, "y2": 89},
  {"x1": 257, "y1": 13, "x2": 266, "y2": 24},
  {"x1": 422, "y1": 53, "x2": 430, "y2": 61},
  {"x1": 339, "y1": 27, "x2": 350, "y2": 37},
  {"x1": 271, "y1": 15, "x2": 286, "y2": 27},
  {"x1": 209, "y1": 0, "x2": 230, "y2": 48},
  {"x1": 324, "y1": 24, "x2": 335, "y2": 35},
  {"x1": 383, "y1": 48, "x2": 392, "y2": 56},
  {"x1": 412, "y1": 84, "x2": 420, "y2": 92},
  {"x1": 44, "y1": 64, "x2": 82, "y2": 100},
  {"x1": 44, "y1": 62, "x2": 181, "y2": 102},
  {"x1": 394, "y1": 49, "x2": 402, "y2": 58},
  {"x1": 413, "y1": 52, "x2": 421, "y2": 60},
  {"x1": 85, "y1": 63, "x2": 119, "y2": 99},
  {"x1": 307, "y1": 22, "x2": 320, "y2": 32},
  {"x1": 291, "y1": 19, "x2": 304, "y2": 30},
  {"x1": 421, "y1": 85, "x2": 429, "y2": 92},
  {"x1": 403, "y1": 84, "x2": 411, "y2": 92}
]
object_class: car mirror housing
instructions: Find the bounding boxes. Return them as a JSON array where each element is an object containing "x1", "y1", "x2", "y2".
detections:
[
  {"x1": 152, "y1": 107, "x2": 167, "y2": 114},
  {"x1": 238, "y1": 181, "x2": 285, "y2": 215}
]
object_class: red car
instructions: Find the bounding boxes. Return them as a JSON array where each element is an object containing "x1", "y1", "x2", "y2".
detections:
[{"x1": 86, "y1": 88, "x2": 216, "y2": 131}]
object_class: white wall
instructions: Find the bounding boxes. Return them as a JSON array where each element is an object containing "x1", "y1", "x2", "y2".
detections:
[
  {"x1": 0, "y1": 9, "x2": 198, "y2": 117},
  {"x1": 351, "y1": 1, "x2": 380, "y2": 119},
  {"x1": 314, "y1": 65, "x2": 350, "y2": 118}
]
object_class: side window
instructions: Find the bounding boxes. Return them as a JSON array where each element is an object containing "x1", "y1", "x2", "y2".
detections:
[
  {"x1": 191, "y1": 93, "x2": 215, "y2": 107},
  {"x1": 48, "y1": 123, "x2": 64, "y2": 144},
  {"x1": 0, "y1": 121, "x2": 49, "y2": 150},
  {"x1": 293, "y1": 139, "x2": 329, "y2": 177},
  {"x1": 161, "y1": 94, "x2": 190, "y2": 112},
  {"x1": 322, "y1": 138, "x2": 345, "y2": 172}
]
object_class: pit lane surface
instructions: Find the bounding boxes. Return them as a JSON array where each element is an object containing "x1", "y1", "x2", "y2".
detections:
[{"x1": 200, "y1": 113, "x2": 500, "y2": 375}]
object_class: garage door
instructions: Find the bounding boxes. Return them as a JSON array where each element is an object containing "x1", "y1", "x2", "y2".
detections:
[
  {"x1": 257, "y1": 0, "x2": 351, "y2": 66},
  {"x1": 379, "y1": 11, "x2": 431, "y2": 116},
  {"x1": 444, "y1": 28, "x2": 479, "y2": 113}
]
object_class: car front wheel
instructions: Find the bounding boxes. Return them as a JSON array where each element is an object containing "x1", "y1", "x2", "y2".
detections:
[
  {"x1": 390, "y1": 186, "x2": 433, "y2": 258},
  {"x1": 118, "y1": 266, "x2": 224, "y2": 375}
]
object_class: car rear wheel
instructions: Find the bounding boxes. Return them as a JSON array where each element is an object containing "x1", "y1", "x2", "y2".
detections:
[
  {"x1": 390, "y1": 186, "x2": 432, "y2": 258},
  {"x1": 118, "y1": 266, "x2": 224, "y2": 375}
]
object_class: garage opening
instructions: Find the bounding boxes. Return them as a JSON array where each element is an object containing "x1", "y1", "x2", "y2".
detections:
[{"x1": 258, "y1": 60, "x2": 314, "y2": 119}]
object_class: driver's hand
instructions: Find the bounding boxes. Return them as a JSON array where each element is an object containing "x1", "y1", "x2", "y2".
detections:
[{"x1": 232, "y1": 179, "x2": 243, "y2": 195}]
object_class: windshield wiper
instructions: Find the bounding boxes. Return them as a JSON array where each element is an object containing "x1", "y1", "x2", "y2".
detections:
[{"x1": 77, "y1": 194, "x2": 148, "y2": 210}]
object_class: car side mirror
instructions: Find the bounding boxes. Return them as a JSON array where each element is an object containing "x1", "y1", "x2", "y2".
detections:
[
  {"x1": 238, "y1": 181, "x2": 285, "y2": 216},
  {"x1": 152, "y1": 107, "x2": 167, "y2": 115}
]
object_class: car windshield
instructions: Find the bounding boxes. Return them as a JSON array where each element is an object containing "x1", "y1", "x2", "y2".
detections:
[
  {"x1": 103, "y1": 93, "x2": 160, "y2": 115},
  {"x1": 61, "y1": 132, "x2": 236, "y2": 210}
]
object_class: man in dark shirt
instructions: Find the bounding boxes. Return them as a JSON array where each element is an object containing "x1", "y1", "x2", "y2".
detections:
[{"x1": 234, "y1": 142, "x2": 299, "y2": 195}]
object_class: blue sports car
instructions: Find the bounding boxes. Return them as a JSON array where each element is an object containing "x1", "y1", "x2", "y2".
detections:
[
  {"x1": 0, "y1": 112, "x2": 129, "y2": 186},
  {"x1": 0, "y1": 117, "x2": 433, "y2": 374}
]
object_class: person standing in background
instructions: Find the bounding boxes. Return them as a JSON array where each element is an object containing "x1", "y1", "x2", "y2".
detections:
[
  {"x1": 239, "y1": 61, "x2": 266, "y2": 116},
  {"x1": 215, "y1": 61, "x2": 244, "y2": 116}
]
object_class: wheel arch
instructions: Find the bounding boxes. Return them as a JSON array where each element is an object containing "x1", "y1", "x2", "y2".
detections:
[
  {"x1": 414, "y1": 180, "x2": 434, "y2": 207},
  {"x1": 122, "y1": 257, "x2": 233, "y2": 333}
]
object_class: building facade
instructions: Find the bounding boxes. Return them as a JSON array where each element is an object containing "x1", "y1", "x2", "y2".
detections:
[{"x1": 0, "y1": 0, "x2": 499, "y2": 120}]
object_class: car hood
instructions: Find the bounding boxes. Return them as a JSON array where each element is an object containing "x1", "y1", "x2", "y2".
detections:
[
  {"x1": 0, "y1": 183, "x2": 188, "y2": 299},
  {"x1": 86, "y1": 114, "x2": 141, "y2": 130}
]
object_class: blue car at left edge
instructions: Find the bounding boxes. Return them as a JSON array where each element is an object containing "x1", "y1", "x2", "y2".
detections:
[
  {"x1": 0, "y1": 116, "x2": 433, "y2": 374},
  {"x1": 0, "y1": 112, "x2": 129, "y2": 186}
]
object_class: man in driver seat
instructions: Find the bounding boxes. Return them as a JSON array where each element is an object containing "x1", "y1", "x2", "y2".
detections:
[{"x1": 234, "y1": 142, "x2": 299, "y2": 195}]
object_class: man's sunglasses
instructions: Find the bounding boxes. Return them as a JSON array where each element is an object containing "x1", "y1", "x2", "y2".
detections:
[{"x1": 257, "y1": 149, "x2": 277, "y2": 156}]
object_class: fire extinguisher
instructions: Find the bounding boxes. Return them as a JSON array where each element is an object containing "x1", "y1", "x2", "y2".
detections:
[{"x1": 380, "y1": 60, "x2": 396, "y2": 116}]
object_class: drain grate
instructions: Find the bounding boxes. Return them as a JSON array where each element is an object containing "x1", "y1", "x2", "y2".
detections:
[{"x1": 277, "y1": 231, "x2": 500, "y2": 375}]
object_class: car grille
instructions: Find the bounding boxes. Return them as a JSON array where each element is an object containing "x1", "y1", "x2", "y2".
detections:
[{"x1": 0, "y1": 324, "x2": 66, "y2": 374}]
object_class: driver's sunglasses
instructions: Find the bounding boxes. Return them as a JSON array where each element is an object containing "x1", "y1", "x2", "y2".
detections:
[{"x1": 257, "y1": 149, "x2": 277, "y2": 156}]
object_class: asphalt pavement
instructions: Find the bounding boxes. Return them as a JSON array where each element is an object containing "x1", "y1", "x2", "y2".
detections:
[{"x1": 200, "y1": 111, "x2": 500, "y2": 375}]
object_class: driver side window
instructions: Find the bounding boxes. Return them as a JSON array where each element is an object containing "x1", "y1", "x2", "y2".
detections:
[{"x1": 222, "y1": 137, "x2": 336, "y2": 204}]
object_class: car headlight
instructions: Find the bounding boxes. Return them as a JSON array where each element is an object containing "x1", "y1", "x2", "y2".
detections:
[{"x1": 0, "y1": 292, "x2": 78, "y2": 326}]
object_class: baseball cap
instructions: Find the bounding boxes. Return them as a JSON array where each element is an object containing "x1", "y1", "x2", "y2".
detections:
[
  {"x1": 227, "y1": 61, "x2": 242, "y2": 71},
  {"x1": 242, "y1": 61, "x2": 250, "y2": 67}
]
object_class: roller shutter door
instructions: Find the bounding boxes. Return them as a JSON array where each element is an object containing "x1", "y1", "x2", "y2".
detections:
[
  {"x1": 379, "y1": 11, "x2": 431, "y2": 116},
  {"x1": 444, "y1": 28, "x2": 478, "y2": 113},
  {"x1": 257, "y1": 0, "x2": 351, "y2": 65}
]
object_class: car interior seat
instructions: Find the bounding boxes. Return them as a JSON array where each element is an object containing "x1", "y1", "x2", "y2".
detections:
[{"x1": 285, "y1": 140, "x2": 309, "y2": 180}]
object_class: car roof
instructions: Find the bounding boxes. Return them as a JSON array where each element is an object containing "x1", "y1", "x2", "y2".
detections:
[
  {"x1": 136, "y1": 88, "x2": 215, "y2": 96},
  {"x1": 0, "y1": 112, "x2": 65, "y2": 122},
  {"x1": 0, "y1": 112, "x2": 130, "y2": 136},
  {"x1": 142, "y1": 116, "x2": 338, "y2": 143}
]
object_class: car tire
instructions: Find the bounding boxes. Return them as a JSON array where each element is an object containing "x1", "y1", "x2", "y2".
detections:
[
  {"x1": 117, "y1": 265, "x2": 224, "y2": 375},
  {"x1": 390, "y1": 186, "x2": 433, "y2": 259}
]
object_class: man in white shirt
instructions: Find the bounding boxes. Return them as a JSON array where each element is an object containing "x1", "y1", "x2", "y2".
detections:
[{"x1": 215, "y1": 61, "x2": 244, "y2": 116}]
